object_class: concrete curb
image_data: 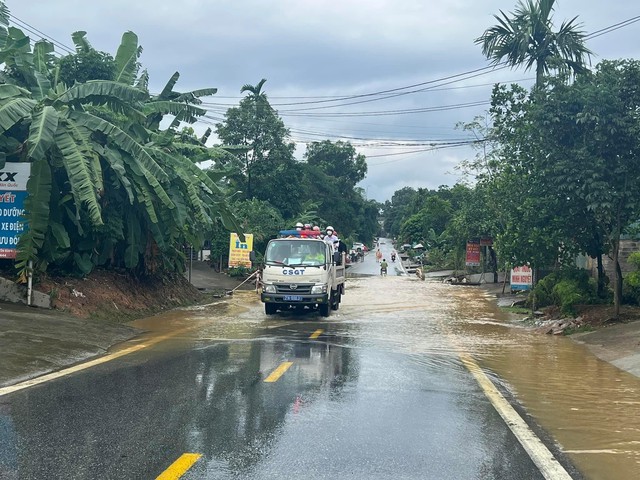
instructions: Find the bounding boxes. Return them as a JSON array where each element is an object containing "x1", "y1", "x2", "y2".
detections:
[{"x1": 0, "y1": 276, "x2": 50, "y2": 308}]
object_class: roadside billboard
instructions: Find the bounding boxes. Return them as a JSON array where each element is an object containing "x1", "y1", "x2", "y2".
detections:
[
  {"x1": 228, "y1": 233, "x2": 254, "y2": 268},
  {"x1": 465, "y1": 240, "x2": 481, "y2": 267},
  {"x1": 510, "y1": 265, "x2": 533, "y2": 291},
  {"x1": 0, "y1": 163, "x2": 30, "y2": 259}
]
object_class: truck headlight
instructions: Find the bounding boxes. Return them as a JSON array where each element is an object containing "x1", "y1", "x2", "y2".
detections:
[
  {"x1": 311, "y1": 285, "x2": 327, "y2": 294},
  {"x1": 264, "y1": 284, "x2": 276, "y2": 293}
]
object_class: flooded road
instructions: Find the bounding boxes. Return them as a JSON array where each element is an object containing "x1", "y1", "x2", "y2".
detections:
[
  {"x1": 129, "y1": 269, "x2": 640, "y2": 478},
  {"x1": 1, "y1": 248, "x2": 639, "y2": 478},
  {"x1": 449, "y1": 286, "x2": 640, "y2": 479}
]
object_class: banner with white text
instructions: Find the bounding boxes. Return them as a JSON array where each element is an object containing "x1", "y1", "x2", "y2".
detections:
[{"x1": 0, "y1": 163, "x2": 31, "y2": 259}]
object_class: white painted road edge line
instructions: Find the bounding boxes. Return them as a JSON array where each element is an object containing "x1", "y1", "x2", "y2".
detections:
[
  {"x1": 459, "y1": 353, "x2": 573, "y2": 480},
  {"x1": 0, "y1": 344, "x2": 147, "y2": 397}
]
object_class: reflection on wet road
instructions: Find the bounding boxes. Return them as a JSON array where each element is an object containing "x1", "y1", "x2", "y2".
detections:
[{"x1": 1, "y1": 264, "x2": 639, "y2": 478}]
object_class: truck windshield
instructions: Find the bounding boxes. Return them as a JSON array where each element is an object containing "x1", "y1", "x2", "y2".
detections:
[{"x1": 265, "y1": 240, "x2": 326, "y2": 267}]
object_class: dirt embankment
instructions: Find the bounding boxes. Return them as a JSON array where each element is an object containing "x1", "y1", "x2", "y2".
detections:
[{"x1": 35, "y1": 270, "x2": 203, "y2": 320}]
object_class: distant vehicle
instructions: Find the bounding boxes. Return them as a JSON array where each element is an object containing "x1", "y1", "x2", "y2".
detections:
[{"x1": 400, "y1": 244, "x2": 412, "y2": 252}]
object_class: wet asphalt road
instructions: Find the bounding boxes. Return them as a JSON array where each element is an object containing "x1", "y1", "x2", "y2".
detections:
[
  {"x1": 0, "y1": 241, "x2": 572, "y2": 479},
  {"x1": 0, "y1": 328, "x2": 545, "y2": 479}
]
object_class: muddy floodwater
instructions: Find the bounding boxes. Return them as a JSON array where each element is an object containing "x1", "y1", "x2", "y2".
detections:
[{"x1": 129, "y1": 274, "x2": 640, "y2": 479}]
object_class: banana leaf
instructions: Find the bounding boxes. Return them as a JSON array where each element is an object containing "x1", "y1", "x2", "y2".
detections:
[
  {"x1": 27, "y1": 105, "x2": 59, "y2": 161},
  {"x1": 159, "y1": 72, "x2": 180, "y2": 99},
  {"x1": 0, "y1": 84, "x2": 30, "y2": 100},
  {"x1": 33, "y1": 40, "x2": 54, "y2": 75},
  {"x1": 55, "y1": 126, "x2": 103, "y2": 226},
  {"x1": 56, "y1": 80, "x2": 147, "y2": 107},
  {"x1": 69, "y1": 112, "x2": 173, "y2": 210},
  {"x1": 31, "y1": 71, "x2": 52, "y2": 101},
  {"x1": 0, "y1": 97, "x2": 36, "y2": 132},
  {"x1": 114, "y1": 31, "x2": 140, "y2": 86}
]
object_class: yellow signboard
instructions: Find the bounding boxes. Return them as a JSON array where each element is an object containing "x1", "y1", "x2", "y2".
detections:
[{"x1": 228, "y1": 233, "x2": 253, "y2": 268}]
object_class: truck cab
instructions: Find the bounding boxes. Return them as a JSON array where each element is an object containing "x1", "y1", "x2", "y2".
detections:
[{"x1": 259, "y1": 237, "x2": 346, "y2": 316}]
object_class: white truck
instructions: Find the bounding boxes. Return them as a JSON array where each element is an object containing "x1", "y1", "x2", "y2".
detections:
[{"x1": 256, "y1": 237, "x2": 346, "y2": 316}]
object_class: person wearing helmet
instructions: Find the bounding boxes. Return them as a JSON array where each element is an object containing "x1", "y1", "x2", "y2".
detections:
[
  {"x1": 324, "y1": 226, "x2": 339, "y2": 245},
  {"x1": 295, "y1": 222, "x2": 304, "y2": 231},
  {"x1": 380, "y1": 258, "x2": 388, "y2": 275}
]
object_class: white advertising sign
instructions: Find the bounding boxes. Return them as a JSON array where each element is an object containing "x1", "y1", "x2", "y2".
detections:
[{"x1": 510, "y1": 265, "x2": 533, "y2": 291}]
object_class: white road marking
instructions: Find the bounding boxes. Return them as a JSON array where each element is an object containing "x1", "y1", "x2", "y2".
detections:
[{"x1": 459, "y1": 353, "x2": 573, "y2": 480}]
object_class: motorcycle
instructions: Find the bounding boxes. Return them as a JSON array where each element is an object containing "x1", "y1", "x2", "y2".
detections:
[{"x1": 391, "y1": 253, "x2": 396, "y2": 262}]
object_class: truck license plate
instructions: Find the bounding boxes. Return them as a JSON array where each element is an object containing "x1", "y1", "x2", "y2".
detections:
[{"x1": 283, "y1": 295, "x2": 303, "y2": 301}]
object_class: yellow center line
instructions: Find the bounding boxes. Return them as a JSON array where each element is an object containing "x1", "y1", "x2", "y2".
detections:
[
  {"x1": 309, "y1": 329, "x2": 324, "y2": 339},
  {"x1": 264, "y1": 361, "x2": 294, "y2": 382},
  {"x1": 156, "y1": 453, "x2": 202, "y2": 480}
]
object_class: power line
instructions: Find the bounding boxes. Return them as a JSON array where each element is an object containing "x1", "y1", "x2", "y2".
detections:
[
  {"x1": 585, "y1": 15, "x2": 640, "y2": 40},
  {"x1": 277, "y1": 100, "x2": 491, "y2": 118},
  {"x1": 8, "y1": 13, "x2": 75, "y2": 55},
  {"x1": 367, "y1": 142, "x2": 481, "y2": 166}
]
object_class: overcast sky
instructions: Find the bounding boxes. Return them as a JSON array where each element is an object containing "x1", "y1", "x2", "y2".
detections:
[{"x1": 7, "y1": 1, "x2": 640, "y2": 202}]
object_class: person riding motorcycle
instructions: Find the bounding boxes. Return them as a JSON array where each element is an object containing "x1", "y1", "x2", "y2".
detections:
[
  {"x1": 380, "y1": 259, "x2": 388, "y2": 276},
  {"x1": 391, "y1": 252, "x2": 396, "y2": 262}
]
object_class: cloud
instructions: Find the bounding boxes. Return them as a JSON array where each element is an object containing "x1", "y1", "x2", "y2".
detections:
[{"x1": 9, "y1": 0, "x2": 640, "y2": 202}]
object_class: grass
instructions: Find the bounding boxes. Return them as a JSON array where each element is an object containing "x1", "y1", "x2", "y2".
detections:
[
  {"x1": 563, "y1": 324, "x2": 595, "y2": 335},
  {"x1": 500, "y1": 306, "x2": 531, "y2": 314}
]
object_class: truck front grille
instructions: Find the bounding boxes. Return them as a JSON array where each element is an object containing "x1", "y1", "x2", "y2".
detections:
[{"x1": 276, "y1": 284, "x2": 313, "y2": 294}]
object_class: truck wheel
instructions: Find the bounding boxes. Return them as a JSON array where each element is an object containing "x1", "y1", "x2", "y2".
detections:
[
  {"x1": 319, "y1": 302, "x2": 330, "y2": 317},
  {"x1": 265, "y1": 302, "x2": 277, "y2": 315},
  {"x1": 331, "y1": 290, "x2": 340, "y2": 310}
]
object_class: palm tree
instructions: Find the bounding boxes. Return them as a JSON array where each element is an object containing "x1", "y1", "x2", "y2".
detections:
[
  {"x1": 239, "y1": 78, "x2": 270, "y2": 198},
  {"x1": 475, "y1": 0, "x2": 592, "y2": 86}
]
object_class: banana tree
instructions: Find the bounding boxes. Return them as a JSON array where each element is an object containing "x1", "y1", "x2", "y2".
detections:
[{"x1": 1, "y1": 20, "x2": 241, "y2": 277}]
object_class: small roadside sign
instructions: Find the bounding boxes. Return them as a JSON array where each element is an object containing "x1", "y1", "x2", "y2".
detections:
[
  {"x1": 465, "y1": 240, "x2": 481, "y2": 267},
  {"x1": 510, "y1": 266, "x2": 533, "y2": 291}
]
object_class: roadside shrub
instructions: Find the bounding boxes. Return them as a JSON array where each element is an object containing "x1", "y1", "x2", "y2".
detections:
[
  {"x1": 228, "y1": 266, "x2": 252, "y2": 278},
  {"x1": 552, "y1": 280, "x2": 587, "y2": 316},
  {"x1": 530, "y1": 269, "x2": 595, "y2": 316},
  {"x1": 623, "y1": 252, "x2": 640, "y2": 305}
]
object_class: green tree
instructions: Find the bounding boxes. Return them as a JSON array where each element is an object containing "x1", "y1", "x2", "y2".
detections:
[
  {"x1": 475, "y1": 0, "x2": 592, "y2": 86},
  {"x1": 57, "y1": 32, "x2": 117, "y2": 85},
  {"x1": 304, "y1": 140, "x2": 367, "y2": 187},
  {"x1": 382, "y1": 187, "x2": 417, "y2": 237},
  {"x1": 216, "y1": 79, "x2": 296, "y2": 202},
  {"x1": 0, "y1": 10, "x2": 239, "y2": 278},
  {"x1": 300, "y1": 140, "x2": 371, "y2": 239},
  {"x1": 525, "y1": 60, "x2": 640, "y2": 315}
]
